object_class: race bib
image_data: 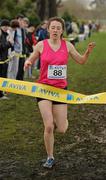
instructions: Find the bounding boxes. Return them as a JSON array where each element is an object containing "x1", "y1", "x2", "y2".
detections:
[{"x1": 48, "y1": 65, "x2": 67, "y2": 79}]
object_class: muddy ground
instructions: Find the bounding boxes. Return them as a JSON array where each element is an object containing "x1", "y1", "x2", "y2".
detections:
[{"x1": 0, "y1": 102, "x2": 106, "y2": 180}]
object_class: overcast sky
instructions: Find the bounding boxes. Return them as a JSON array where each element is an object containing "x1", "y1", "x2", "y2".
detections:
[
  {"x1": 62, "y1": 0, "x2": 91, "y2": 5},
  {"x1": 62, "y1": 0, "x2": 94, "y2": 8}
]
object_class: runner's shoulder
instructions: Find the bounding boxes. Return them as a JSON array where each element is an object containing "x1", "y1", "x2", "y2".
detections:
[
  {"x1": 35, "y1": 41, "x2": 44, "y2": 53},
  {"x1": 66, "y1": 40, "x2": 75, "y2": 52},
  {"x1": 37, "y1": 40, "x2": 43, "y2": 47}
]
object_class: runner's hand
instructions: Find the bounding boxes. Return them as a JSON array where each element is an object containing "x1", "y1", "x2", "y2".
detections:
[
  {"x1": 87, "y1": 42, "x2": 96, "y2": 53},
  {"x1": 24, "y1": 60, "x2": 32, "y2": 71}
]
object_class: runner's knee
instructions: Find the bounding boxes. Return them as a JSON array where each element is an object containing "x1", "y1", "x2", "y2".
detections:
[
  {"x1": 45, "y1": 123, "x2": 54, "y2": 134},
  {"x1": 57, "y1": 119, "x2": 68, "y2": 133}
]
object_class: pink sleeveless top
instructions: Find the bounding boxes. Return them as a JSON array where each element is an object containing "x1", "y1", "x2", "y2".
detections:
[{"x1": 38, "y1": 39, "x2": 69, "y2": 88}]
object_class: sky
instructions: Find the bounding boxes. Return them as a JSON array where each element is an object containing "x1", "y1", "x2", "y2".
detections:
[
  {"x1": 62, "y1": 0, "x2": 92, "y2": 5},
  {"x1": 77, "y1": 0, "x2": 96, "y2": 9},
  {"x1": 62, "y1": 0, "x2": 96, "y2": 9}
]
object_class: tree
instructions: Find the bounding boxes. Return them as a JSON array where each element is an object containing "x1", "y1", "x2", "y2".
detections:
[
  {"x1": 0, "y1": 0, "x2": 63, "y2": 22},
  {"x1": 36, "y1": 0, "x2": 62, "y2": 20},
  {"x1": 48, "y1": 0, "x2": 57, "y2": 17},
  {"x1": 36, "y1": 0, "x2": 47, "y2": 20}
]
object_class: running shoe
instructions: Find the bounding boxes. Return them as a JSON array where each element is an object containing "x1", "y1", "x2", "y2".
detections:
[{"x1": 43, "y1": 158, "x2": 55, "y2": 169}]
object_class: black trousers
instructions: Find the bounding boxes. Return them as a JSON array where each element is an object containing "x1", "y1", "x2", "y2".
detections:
[
  {"x1": 36, "y1": 59, "x2": 40, "y2": 70},
  {"x1": 16, "y1": 57, "x2": 25, "y2": 80},
  {"x1": 0, "y1": 63, "x2": 8, "y2": 97}
]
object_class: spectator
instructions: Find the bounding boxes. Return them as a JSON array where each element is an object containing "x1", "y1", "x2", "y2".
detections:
[
  {"x1": 25, "y1": 24, "x2": 37, "y2": 78},
  {"x1": 65, "y1": 20, "x2": 73, "y2": 35},
  {"x1": 0, "y1": 19, "x2": 13, "y2": 99},
  {"x1": 84, "y1": 22, "x2": 90, "y2": 39},
  {"x1": 16, "y1": 14, "x2": 27, "y2": 80},
  {"x1": 23, "y1": 17, "x2": 30, "y2": 29},
  {"x1": 7, "y1": 19, "x2": 20, "y2": 79},
  {"x1": 36, "y1": 20, "x2": 48, "y2": 69}
]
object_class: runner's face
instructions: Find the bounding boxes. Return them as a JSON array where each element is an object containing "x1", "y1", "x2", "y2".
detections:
[{"x1": 48, "y1": 20, "x2": 63, "y2": 40}]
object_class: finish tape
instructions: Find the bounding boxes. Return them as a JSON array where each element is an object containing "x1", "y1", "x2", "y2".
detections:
[{"x1": 0, "y1": 78, "x2": 106, "y2": 104}]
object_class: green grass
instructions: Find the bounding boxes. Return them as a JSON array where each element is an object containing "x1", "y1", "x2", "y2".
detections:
[
  {"x1": 0, "y1": 32, "x2": 106, "y2": 179},
  {"x1": 68, "y1": 32, "x2": 106, "y2": 93}
]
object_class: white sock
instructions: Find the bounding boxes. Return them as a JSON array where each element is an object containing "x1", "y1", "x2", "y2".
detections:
[{"x1": 47, "y1": 156, "x2": 54, "y2": 160}]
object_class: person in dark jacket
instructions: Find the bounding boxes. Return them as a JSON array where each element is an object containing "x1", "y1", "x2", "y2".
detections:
[
  {"x1": 25, "y1": 24, "x2": 37, "y2": 78},
  {"x1": 16, "y1": 14, "x2": 27, "y2": 80},
  {"x1": 0, "y1": 19, "x2": 13, "y2": 99},
  {"x1": 36, "y1": 20, "x2": 48, "y2": 69}
]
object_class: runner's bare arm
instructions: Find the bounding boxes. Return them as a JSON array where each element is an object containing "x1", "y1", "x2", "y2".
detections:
[
  {"x1": 24, "y1": 41, "x2": 43, "y2": 70},
  {"x1": 67, "y1": 41, "x2": 95, "y2": 64}
]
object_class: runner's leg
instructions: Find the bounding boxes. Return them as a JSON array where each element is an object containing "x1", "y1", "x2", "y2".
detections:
[
  {"x1": 53, "y1": 104, "x2": 68, "y2": 133},
  {"x1": 38, "y1": 100, "x2": 54, "y2": 158}
]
